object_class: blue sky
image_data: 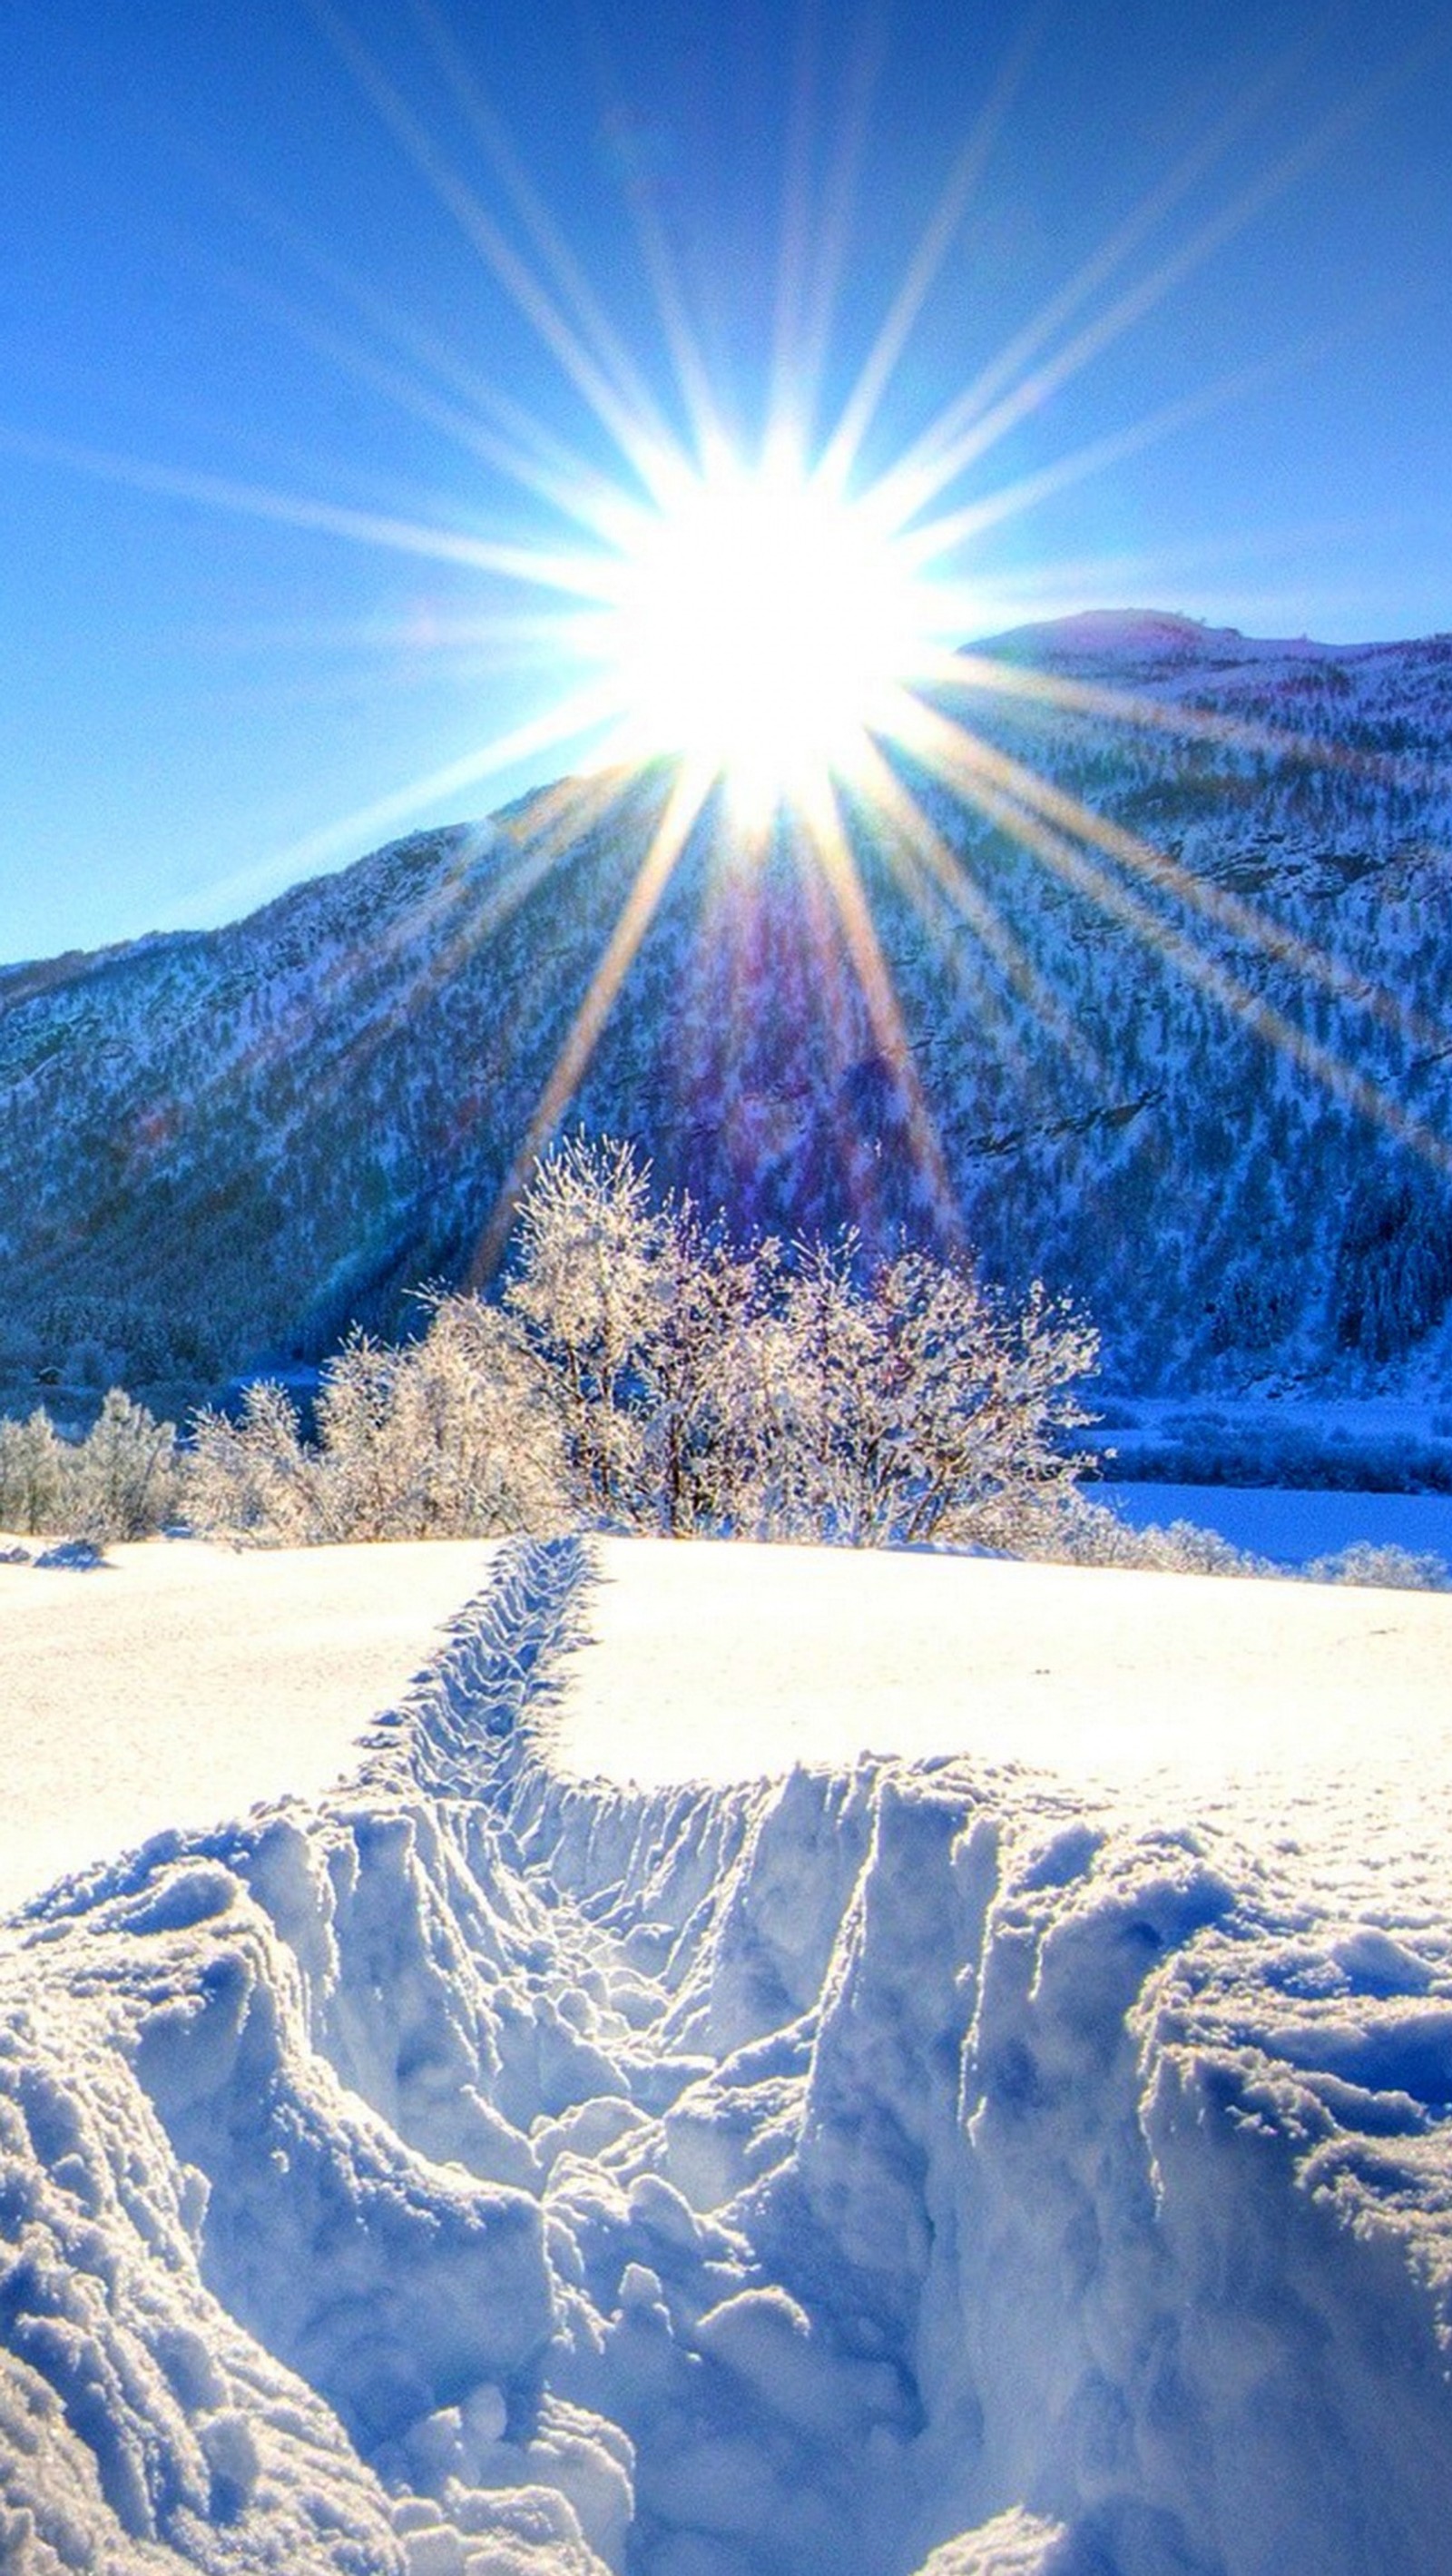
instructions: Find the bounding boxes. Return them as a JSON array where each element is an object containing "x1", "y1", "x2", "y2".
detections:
[{"x1": 2, "y1": 0, "x2": 1449, "y2": 963}]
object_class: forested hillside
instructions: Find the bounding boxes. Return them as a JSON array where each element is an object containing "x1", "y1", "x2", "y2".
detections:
[{"x1": 2, "y1": 611, "x2": 1449, "y2": 1409}]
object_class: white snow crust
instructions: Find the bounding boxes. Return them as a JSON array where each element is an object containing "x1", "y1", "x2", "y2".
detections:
[{"x1": 3, "y1": 1533, "x2": 1452, "y2": 2576}]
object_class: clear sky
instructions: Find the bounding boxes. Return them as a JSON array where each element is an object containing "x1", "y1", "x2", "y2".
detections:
[{"x1": 2, "y1": 0, "x2": 1449, "y2": 964}]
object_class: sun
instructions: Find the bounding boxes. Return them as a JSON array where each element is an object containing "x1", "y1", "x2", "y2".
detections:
[{"x1": 591, "y1": 448, "x2": 946, "y2": 820}]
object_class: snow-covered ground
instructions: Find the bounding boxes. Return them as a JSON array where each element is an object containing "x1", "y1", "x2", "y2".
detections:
[
  {"x1": 554, "y1": 1533, "x2": 1450, "y2": 1782},
  {"x1": 544, "y1": 1538, "x2": 1452, "y2": 1931},
  {"x1": 3, "y1": 1534, "x2": 1451, "y2": 2576},
  {"x1": 0, "y1": 1537, "x2": 494, "y2": 1912}
]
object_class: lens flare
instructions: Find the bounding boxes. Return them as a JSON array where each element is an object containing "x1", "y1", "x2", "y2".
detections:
[{"x1": 589, "y1": 451, "x2": 951, "y2": 821}]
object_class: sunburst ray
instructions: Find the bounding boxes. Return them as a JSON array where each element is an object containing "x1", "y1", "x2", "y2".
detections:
[
  {"x1": 582, "y1": 23, "x2": 731, "y2": 470},
  {"x1": 846, "y1": 732, "x2": 1108, "y2": 1095},
  {"x1": 798, "y1": 774, "x2": 965, "y2": 1244},
  {"x1": 199, "y1": 247, "x2": 656, "y2": 546},
  {"x1": 904, "y1": 715, "x2": 1452, "y2": 1175},
  {"x1": 409, "y1": 0, "x2": 683, "y2": 456},
  {"x1": 468, "y1": 760, "x2": 716, "y2": 1283},
  {"x1": 931, "y1": 666, "x2": 1452, "y2": 1064},
  {"x1": 865, "y1": 38, "x2": 1310, "y2": 537},
  {"x1": 21, "y1": 0, "x2": 1441, "y2": 1279},
  {"x1": 896, "y1": 337, "x2": 1327, "y2": 576},
  {"x1": 0, "y1": 422, "x2": 641, "y2": 605},
  {"x1": 308, "y1": 0, "x2": 689, "y2": 503},
  {"x1": 817, "y1": 7, "x2": 1045, "y2": 499},
  {"x1": 871, "y1": 44, "x2": 1433, "y2": 538},
  {"x1": 769, "y1": 10, "x2": 888, "y2": 457},
  {"x1": 191, "y1": 677, "x2": 623, "y2": 928}
]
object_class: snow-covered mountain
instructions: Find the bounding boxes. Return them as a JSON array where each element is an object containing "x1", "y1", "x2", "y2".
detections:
[{"x1": 3, "y1": 612, "x2": 1450, "y2": 1405}]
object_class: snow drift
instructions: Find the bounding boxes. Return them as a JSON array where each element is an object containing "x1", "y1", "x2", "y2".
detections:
[{"x1": 3, "y1": 1536, "x2": 1451, "y2": 2576}]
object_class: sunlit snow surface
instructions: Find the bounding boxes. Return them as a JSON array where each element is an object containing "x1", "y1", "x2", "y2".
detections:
[
  {"x1": 0, "y1": 1539, "x2": 495, "y2": 1912},
  {"x1": 2, "y1": 1535, "x2": 1451, "y2": 2576}
]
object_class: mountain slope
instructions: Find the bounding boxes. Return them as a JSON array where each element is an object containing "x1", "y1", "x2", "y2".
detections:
[{"x1": 2, "y1": 614, "x2": 1451, "y2": 1403}]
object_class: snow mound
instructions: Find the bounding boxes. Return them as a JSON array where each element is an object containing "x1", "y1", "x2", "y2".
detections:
[{"x1": 3, "y1": 1535, "x2": 1451, "y2": 2575}]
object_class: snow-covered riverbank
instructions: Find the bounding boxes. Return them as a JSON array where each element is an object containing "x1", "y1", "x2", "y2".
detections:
[{"x1": 3, "y1": 1536, "x2": 1451, "y2": 2575}]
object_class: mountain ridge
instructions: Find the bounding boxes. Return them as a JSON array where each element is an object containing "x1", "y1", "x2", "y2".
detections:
[{"x1": 967, "y1": 605, "x2": 1447, "y2": 665}]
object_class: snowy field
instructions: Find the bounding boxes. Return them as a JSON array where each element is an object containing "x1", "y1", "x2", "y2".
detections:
[
  {"x1": 2, "y1": 1533, "x2": 1451, "y2": 2576},
  {"x1": 0, "y1": 1538, "x2": 494, "y2": 1911}
]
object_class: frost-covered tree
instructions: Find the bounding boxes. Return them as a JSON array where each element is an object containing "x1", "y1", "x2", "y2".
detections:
[
  {"x1": 0, "y1": 1408, "x2": 66, "y2": 1534},
  {"x1": 504, "y1": 1134, "x2": 665, "y2": 1523},
  {"x1": 311, "y1": 1303, "x2": 564, "y2": 1540},
  {"x1": 637, "y1": 1212, "x2": 769, "y2": 1536},
  {"x1": 189, "y1": 1305, "x2": 562, "y2": 1544},
  {"x1": 505, "y1": 1136, "x2": 1096, "y2": 1547},
  {"x1": 1305, "y1": 1539, "x2": 1449, "y2": 1590},
  {"x1": 309, "y1": 1334, "x2": 408, "y2": 1542},
  {"x1": 716, "y1": 1238, "x2": 1094, "y2": 1548},
  {"x1": 70, "y1": 1391, "x2": 180, "y2": 1541},
  {"x1": 387, "y1": 1293, "x2": 565, "y2": 1537},
  {"x1": 188, "y1": 1135, "x2": 1098, "y2": 1551},
  {"x1": 188, "y1": 1380, "x2": 319, "y2": 1544}
]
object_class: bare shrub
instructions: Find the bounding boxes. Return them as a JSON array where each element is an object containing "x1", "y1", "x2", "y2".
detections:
[
  {"x1": 311, "y1": 1303, "x2": 565, "y2": 1540},
  {"x1": 505, "y1": 1138, "x2": 1097, "y2": 1548},
  {"x1": 504, "y1": 1135, "x2": 662, "y2": 1524},
  {"x1": 189, "y1": 1307, "x2": 563, "y2": 1545},
  {"x1": 712, "y1": 1240, "x2": 1094, "y2": 1549},
  {"x1": 1304, "y1": 1539, "x2": 1448, "y2": 1590},
  {"x1": 188, "y1": 1381, "x2": 319, "y2": 1545},
  {"x1": 1038, "y1": 1506, "x2": 1449, "y2": 1590},
  {"x1": 68, "y1": 1391, "x2": 180, "y2": 1542},
  {"x1": 1036, "y1": 1501, "x2": 1270, "y2": 1578},
  {"x1": 187, "y1": 1135, "x2": 1099, "y2": 1552}
]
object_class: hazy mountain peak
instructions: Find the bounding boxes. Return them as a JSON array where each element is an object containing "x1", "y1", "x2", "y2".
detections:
[{"x1": 968, "y1": 605, "x2": 1348, "y2": 666}]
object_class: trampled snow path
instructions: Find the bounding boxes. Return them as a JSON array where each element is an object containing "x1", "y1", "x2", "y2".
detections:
[{"x1": 2, "y1": 1535, "x2": 1452, "y2": 2576}]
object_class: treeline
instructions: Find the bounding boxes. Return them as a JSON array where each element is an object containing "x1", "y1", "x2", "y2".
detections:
[
  {"x1": 5, "y1": 1145, "x2": 1447, "y2": 1587},
  {"x1": 2, "y1": 1139, "x2": 1098, "y2": 1553}
]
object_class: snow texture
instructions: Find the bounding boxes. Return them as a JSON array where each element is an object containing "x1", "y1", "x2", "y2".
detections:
[{"x1": 3, "y1": 1533, "x2": 1452, "y2": 2575}]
